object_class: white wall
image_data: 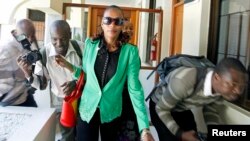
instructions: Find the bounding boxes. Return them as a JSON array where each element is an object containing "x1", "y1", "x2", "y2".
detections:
[
  {"x1": 158, "y1": 0, "x2": 172, "y2": 59},
  {"x1": 182, "y1": 0, "x2": 210, "y2": 56}
]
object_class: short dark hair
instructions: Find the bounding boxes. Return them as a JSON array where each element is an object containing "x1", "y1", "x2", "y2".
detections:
[
  {"x1": 214, "y1": 58, "x2": 247, "y2": 75},
  {"x1": 50, "y1": 20, "x2": 71, "y2": 36},
  {"x1": 104, "y1": 5, "x2": 124, "y2": 17}
]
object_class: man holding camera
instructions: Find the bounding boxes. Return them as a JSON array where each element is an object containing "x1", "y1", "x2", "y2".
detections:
[
  {"x1": 18, "y1": 20, "x2": 83, "y2": 141},
  {"x1": 0, "y1": 19, "x2": 38, "y2": 107}
]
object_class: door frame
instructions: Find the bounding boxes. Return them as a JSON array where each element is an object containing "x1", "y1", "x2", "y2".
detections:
[{"x1": 169, "y1": 0, "x2": 184, "y2": 56}]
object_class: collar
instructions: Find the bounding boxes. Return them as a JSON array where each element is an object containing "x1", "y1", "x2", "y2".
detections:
[
  {"x1": 97, "y1": 38, "x2": 121, "y2": 55},
  {"x1": 203, "y1": 70, "x2": 219, "y2": 96}
]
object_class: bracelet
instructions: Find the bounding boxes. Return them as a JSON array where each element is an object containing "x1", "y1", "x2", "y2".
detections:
[{"x1": 141, "y1": 129, "x2": 151, "y2": 139}]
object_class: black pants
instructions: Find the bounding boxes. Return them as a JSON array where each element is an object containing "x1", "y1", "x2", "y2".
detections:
[
  {"x1": 16, "y1": 93, "x2": 37, "y2": 107},
  {"x1": 117, "y1": 88, "x2": 140, "y2": 141},
  {"x1": 149, "y1": 99, "x2": 197, "y2": 141},
  {"x1": 76, "y1": 109, "x2": 121, "y2": 141}
]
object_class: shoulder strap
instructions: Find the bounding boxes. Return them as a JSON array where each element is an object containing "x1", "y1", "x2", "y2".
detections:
[
  {"x1": 70, "y1": 40, "x2": 82, "y2": 60},
  {"x1": 39, "y1": 47, "x2": 47, "y2": 66},
  {"x1": 192, "y1": 68, "x2": 208, "y2": 96}
]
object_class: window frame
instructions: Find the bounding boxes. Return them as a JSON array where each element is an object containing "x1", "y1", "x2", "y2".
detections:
[{"x1": 208, "y1": 0, "x2": 250, "y2": 111}]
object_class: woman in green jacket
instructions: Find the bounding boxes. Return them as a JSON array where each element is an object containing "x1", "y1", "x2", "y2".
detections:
[{"x1": 55, "y1": 5, "x2": 154, "y2": 141}]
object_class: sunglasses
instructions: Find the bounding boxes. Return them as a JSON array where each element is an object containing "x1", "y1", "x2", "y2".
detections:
[{"x1": 102, "y1": 17, "x2": 124, "y2": 26}]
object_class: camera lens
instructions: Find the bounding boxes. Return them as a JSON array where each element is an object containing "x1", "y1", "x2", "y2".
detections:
[{"x1": 26, "y1": 52, "x2": 36, "y2": 64}]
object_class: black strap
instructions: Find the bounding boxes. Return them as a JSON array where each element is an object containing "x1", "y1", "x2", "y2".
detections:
[
  {"x1": 40, "y1": 47, "x2": 47, "y2": 67},
  {"x1": 70, "y1": 40, "x2": 82, "y2": 60},
  {"x1": 191, "y1": 67, "x2": 207, "y2": 96},
  {"x1": 0, "y1": 93, "x2": 7, "y2": 102}
]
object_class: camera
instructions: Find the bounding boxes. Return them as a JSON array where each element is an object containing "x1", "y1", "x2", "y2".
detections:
[
  {"x1": 21, "y1": 50, "x2": 42, "y2": 64},
  {"x1": 12, "y1": 31, "x2": 41, "y2": 64}
]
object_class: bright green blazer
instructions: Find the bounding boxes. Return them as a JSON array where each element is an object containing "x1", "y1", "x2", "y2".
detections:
[{"x1": 73, "y1": 38, "x2": 149, "y2": 132}]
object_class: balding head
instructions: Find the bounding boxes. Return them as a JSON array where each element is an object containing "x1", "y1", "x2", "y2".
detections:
[
  {"x1": 16, "y1": 19, "x2": 36, "y2": 43},
  {"x1": 50, "y1": 20, "x2": 71, "y2": 38},
  {"x1": 50, "y1": 20, "x2": 71, "y2": 56}
]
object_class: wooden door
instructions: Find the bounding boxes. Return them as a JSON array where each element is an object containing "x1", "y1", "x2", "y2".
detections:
[
  {"x1": 170, "y1": 0, "x2": 184, "y2": 55},
  {"x1": 89, "y1": 7, "x2": 138, "y2": 45}
]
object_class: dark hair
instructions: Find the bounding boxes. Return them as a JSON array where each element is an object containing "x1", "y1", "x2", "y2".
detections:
[
  {"x1": 50, "y1": 20, "x2": 71, "y2": 37},
  {"x1": 214, "y1": 58, "x2": 247, "y2": 75},
  {"x1": 91, "y1": 5, "x2": 129, "y2": 46},
  {"x1": 105, "y1": 5, "x2": 124, "y2": 17}
]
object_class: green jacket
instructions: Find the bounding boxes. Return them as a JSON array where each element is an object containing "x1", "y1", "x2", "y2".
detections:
[{"x1": 73, "y1": 38, "x2": 149, "y2": 132}]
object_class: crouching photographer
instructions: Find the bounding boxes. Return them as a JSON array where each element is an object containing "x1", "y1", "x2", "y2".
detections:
[
  {"x1": 14, "y1": 27, "x2": 42, "y2": 78},
  {"x1": 0, "y1": 19, "x2": 38, "y2": 107}
]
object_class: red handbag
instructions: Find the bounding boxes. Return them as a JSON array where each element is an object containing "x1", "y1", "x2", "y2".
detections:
[{"x1": 60, "y1": 72, "x2": 85, "y2": 127}]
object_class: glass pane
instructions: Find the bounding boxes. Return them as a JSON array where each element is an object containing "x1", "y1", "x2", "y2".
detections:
[
  {"x1": 217, "y1": 53, "x2": 225, "y2": 64},
  {"x1": 227, "y1": 54, "x2": 237, "y2": 58},
  {"x1": 227, "y1": 13, "x2": 240, "y2": 56},
  {"x1": 221, "y1": 0, "x2": 250, "y2": 15},
  {"x1": 218, "y1": 16, "x2": 228, "y2": 53},
  {"x1": 240, "y1": 56, "x2": 247, "y2": 66},
  {"x1": 138, "y1": 12, "x2": 160, "y2": 67},
  {"x1": 65, "y1": 7, "x2": 88, "y2": 42},
  {"x1": 220, "y1": 0, "x2": 230, "y2": 15},
  {"x1": 240, "y1": 12, "x2": 250, "y2": 57}
]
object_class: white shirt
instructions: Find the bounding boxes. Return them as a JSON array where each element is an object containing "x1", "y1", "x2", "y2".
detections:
[
  {"x1": 204, "y1": 70, "x2": 220, "y2": 96},
  {"x1": 0, "y1": 40, "x2": 30, "y2": 105},
  {"x1": 32, "y1": 41, "x2": 83, "y2": 97}
]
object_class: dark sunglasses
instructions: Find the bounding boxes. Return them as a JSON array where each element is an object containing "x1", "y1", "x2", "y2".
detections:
[{"x1": 102, "y1": 17, "x2": 124, "y2": 26}]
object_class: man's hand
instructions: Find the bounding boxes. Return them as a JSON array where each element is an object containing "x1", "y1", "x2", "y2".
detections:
[
  {"x1": 181, "y1": 130, "x2": 200, "y2": 141},
  {"x1": 16, "y1": 55, "x2": 32, "y2": 78},
  {"x1": 61, "y1": 80, "x2": 77, "y2": 96}
]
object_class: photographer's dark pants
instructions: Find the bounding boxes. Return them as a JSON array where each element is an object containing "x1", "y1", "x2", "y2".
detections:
[
  {"x1": 76, "y1": 108, "x2": 121, "y2": 141},
  {"x1": 16, "y1": 88, "x2": 37, "y2": 107},
  {"x1": 149, "y1": 99, "x2": 197, "y2": 141}
]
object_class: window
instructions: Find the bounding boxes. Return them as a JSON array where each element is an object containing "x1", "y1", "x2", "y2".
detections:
[
  {"x1": 28, "y1": 9, "x2": 45, "y2": 42},
  {"x1": 208, "y1": 0, "x2": 250, "y2": 110}
]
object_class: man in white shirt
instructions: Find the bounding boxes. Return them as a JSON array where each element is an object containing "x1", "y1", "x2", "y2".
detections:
[
  {"x1": 0, "y1": 19, "x2": 38, "y2": 107},
  {"x1": 18, "y1": 20, "x2": 83, "y2": 141}
]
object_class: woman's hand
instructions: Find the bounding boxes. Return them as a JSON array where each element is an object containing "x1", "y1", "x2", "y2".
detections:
[
  {"x1": 141, "y1": 129, "x2": 155, "y2": 141},
  {"x1": 55, "y1": 55, "x2": 74, "y2": 73}
]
